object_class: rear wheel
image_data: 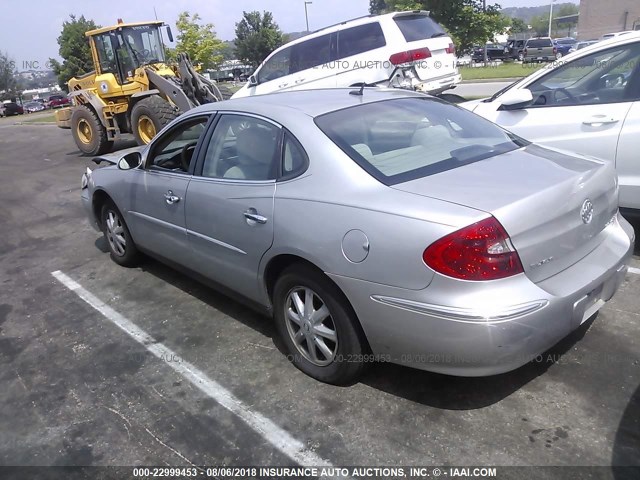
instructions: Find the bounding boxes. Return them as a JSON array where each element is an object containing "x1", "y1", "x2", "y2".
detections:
[
  {"x1": 273, "y1": 265, "x2": 368, "y2": 385},
  {"x1": 71, "y1": 105, "x2": 112, "y2": 156},
  {"x1": 131, "y1": 96, "x2": 179, "y2": 145}
]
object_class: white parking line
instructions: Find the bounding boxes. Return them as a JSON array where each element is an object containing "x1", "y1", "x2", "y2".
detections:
[
  {"x1": 51, "y1": 270, "x2": 334, "y2": 470},
  {"x1": 629, "y1": 267, "x2": 640, "y2": 275}
]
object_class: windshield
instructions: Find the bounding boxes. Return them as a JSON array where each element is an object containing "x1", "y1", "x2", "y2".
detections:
[
  {"x1": 315, "y1": 97, "x2": 527, "y2": 185},
  {"x1": 119, "y1": 25, "x2": 166, "y2": 67}
]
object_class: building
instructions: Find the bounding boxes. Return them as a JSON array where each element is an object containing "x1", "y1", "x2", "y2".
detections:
[{"x1": 578, "y1": 0, "x2": 640, "y2": 40}]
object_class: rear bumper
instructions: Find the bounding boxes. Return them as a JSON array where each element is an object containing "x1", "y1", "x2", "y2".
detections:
[{"x1": 329, "y1": 213, "x2": 635, "y2": 376}]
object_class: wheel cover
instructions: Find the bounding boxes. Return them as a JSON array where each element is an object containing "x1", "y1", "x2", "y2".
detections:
[
  {"x1": 137, "y1": 115, "x2": 156, "y2": 144},
  {"x1": 77, "y1": 118, "x2": 93, "y2": 144},
  {"x1": 105, "y1": 210, "x2": 126, "y2": 257},
  {"x1": 284, "y1": 287, "x2": 338, "y2": 367}
]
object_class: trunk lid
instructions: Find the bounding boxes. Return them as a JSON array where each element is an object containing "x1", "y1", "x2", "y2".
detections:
[{"x1": 392, "y1": 144, "x2": 619, "y2": 283}]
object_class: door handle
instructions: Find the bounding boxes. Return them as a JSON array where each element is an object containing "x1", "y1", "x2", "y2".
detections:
[
  {"x1": 164, "y1": 190, "x2": 180, "y2": 205},
  {"x1": 244, "y1": 209, "x2": 268, "y2": 224},
  {"x1": 295, "y1": 78, "x2": 306, "y2": 84},
  {"x1": 278, "y1": 83, "x2": 289, "y2": 88},
  {"x1": 583, "y1": 115, "x2": 619, "y2": 126}
]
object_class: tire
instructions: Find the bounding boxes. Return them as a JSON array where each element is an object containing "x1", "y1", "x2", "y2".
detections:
[
  {"x1": 71, "y1": 105, "x2": 112, "y2": 156},
  {"x1": 518, "y1": 53, "x2": 524, "y2": 62},
  {"x1": 273, "y1": 264, "x2": 368, "y2": 385},
  {"x1": 556, "y1": 52, "x2": 563, "y2": 60},
  {"x1": 130, "y1": 96, "x2": 179, "y2": 146},
  {"x1": 101, "y1": 200, "x2": 140, "y2": 267}
]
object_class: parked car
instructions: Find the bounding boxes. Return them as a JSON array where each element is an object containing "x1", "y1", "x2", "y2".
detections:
[
  {"x1": 461, "y1": 32, "x2": 640, "y2": 213},
  {"x1": 505, "y1": 38, "x2": 527, "y2": 61},
  {"x1": 553, "y1": 37, "x2": 577, "y2": 57},
  {"x1": 232, "y1": 10, "x2": 460, "y2": 99},
  {"x1": 47, "y1": 94, "x2": 70, "y2": 108},
  {"x1": 0, "y1": 102, "x2": 24, "y2": 116},
  {"x1": 23, "y1": 101, "x2": 45, "y2": 113},
  {"x1": 471, "y1": 43, "x2": 507, "y2": 62},
  {"x1": 82, "y1": 88, "x2": 634, "y2": 384},
  {"x1": 602, "y1": 31, "x2": 635, "y2": 40},
  {"x1": 569, "y1": 40, "x2": 599, "y2": 53},
  {"x1": 523, "y1": 37, "x2": 557, "y2": 63}
]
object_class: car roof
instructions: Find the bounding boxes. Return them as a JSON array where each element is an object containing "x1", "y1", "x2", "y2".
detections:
[{"x1": 189, "y1": 88, "x2": 427, "y2": 120}]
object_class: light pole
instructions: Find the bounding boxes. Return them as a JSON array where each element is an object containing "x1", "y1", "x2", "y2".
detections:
[
  {"x1": 548, "y1": 0, "x2": 556, "y2": 37},
  {"x1": 483, "y1": 0, "x2": 488, "y2": 64},
  {"x1": 304, "y1": 1, "x2": 313, "y2": 32}
]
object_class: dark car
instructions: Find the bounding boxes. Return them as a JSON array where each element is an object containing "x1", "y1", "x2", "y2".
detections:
[
  {"x1": 47, "y1": 95, "x2": 70, "y2": 108},
  {"x1": 472, "y1": 44, "x2": 507, "y2": 62},
  {"x1": 505, "y1": 39, "x2": 526, "y2": 61},
  {"x1": 0, "y1": 102, "x2": 24, "y2": 117},
  {"x1": 553, "y1": 37, "x2": 577, "y2": 57}
]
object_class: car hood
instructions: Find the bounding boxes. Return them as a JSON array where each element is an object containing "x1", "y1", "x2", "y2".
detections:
[{"x1": 92, "y1": 146, "x2": 146, "y2": 166}]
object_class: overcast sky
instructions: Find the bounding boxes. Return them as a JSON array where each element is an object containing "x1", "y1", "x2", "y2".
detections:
[{"x1": 0, "y1": 0, "x2": 578, "y2": 70}]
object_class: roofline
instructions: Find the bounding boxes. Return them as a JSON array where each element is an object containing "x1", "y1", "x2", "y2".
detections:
[
  {"x1": 85, "y1": 21, "x2": 165, "y2": 37},
  {"x1": 310, "y1": 10, "x2": 430, "y2": 36}
]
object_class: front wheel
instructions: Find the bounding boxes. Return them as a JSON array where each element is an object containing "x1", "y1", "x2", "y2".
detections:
[
  {"x1": 101, "y1": 201, "x2": 140, "y2": 267},
  {"x1": 130, "y1": 96, "x2": 179, "y2": 145},
  {"x1": 273, "y1": 265, "x2": 368, "y2": 385}
]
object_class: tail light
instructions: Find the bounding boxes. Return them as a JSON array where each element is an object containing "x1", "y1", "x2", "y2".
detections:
[
  {"x1": 389, "y1": 47, "x2": 432, "y2": 65},
  {"x1": 553, "y1": 46, "x2": 558, "y2": 55},
  {"x1": 446, "y1": 43, "x2": 456, "y2": 55},
  {"x1": 523, "y1": 48, "x2": 528, "y2": 56},
  {"x1": 423, "y1": 217, "x2": 524, "y2": 281}
]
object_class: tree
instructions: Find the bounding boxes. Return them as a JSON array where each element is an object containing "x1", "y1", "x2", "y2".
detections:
[
  {"x1": 509, "y1": 17, "x2": 529, "y2": 34},
  {"x1": 49, "y1": 15, "x2": 99, "y2": 91},
  {"x1": 530, "y1": 4, "x2": 578, "y2": 37},
  {"x1": 369, "y1": 1, "x2": 510, "y2": 54},
  {"x1": 234, "y1": 11, "x2": 286, "y2": 68},
  {"x1": 0, "y1": 51, "x2": 16, "y2": 93},
  {"x1": 174, "y1": 12, "x2": 224, "y2": 69}
]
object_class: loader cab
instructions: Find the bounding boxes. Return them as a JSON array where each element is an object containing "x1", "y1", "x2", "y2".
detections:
[{"x1": 88, "y1": 22, "x2": 168, "y2": 88}]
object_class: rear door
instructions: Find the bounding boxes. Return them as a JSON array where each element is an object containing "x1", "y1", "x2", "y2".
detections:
[
  {"x1": 185, "y1": 113, "x2": 280, "y2": 302},
  {"x1": 288, "y1": 32, "x2": 337, "y2": 89},
  {"x1": 333, "y1": 22, "x2": 388, "y2": 86},
  {"x1": 616, "y1": 100, "x2": 640, "y2": 209},
  {"x1": 472, "y1": 41, "x2": 640, "y2": 164}
]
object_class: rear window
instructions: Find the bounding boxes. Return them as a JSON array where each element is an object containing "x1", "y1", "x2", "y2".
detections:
[
  {"x1": 526, "y1": 39, "x2": 552, "y2": 48},
  {"x1": 315, "y1": 98, "x2": 527, "y2": 186},
  {"x1": 337, "y1": 22, "x2": 386, "y2": 58},
  {"x1": 557, "y1": 39, "x2": 576, "y2": 45},
  {"x1": 393, "y1": 14, "x2": 446, "y2": 42}
]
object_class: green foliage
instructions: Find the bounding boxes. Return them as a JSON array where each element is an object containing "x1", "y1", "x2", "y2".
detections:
[
  {"x1": 0, "y1": 51, "x2": 17, "y2": 93},
  {"x1": 49, "y1": 15, "x2": 99, "y2": 91},
  {"x1": 175, "y1": 12, "x2": 224, "y2": 69},
  {"x1": 378, "y1": 1, "x2": 510, "y2": 53},
  {"x1": 234, "y1": 11, "x2": 286, "y2": 68},
  {"x1": 529, "y1": 3, "x2": 578, "y2": 37},
  {"x1": 509, "y1": 17, "x2": 529, "y2": 34}
]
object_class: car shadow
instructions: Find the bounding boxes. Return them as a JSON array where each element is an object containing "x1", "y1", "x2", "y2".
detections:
[
  {"x1": 612, "y1": 383, "x2": 640, "y2": 478},
  {"x1": 123, "y1": 253, "x2": 601, "y2": 409}
]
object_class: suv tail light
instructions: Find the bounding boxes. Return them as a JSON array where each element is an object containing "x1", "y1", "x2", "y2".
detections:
[
  {"x1": 446, "y1": 43, "x2": 456, "y2": 55},
  {"x1": 523, "y1": 48, "x2": 528, "y2": 56},
  {"x1": 423, "y1": 217, "x2": 524, "y2": 281},
  {"x1": 553, "y1": 46, "x2": 558, "y2": 55},
  {"x1": 389, "y1": 47, "x2": 432, "y2": 65}
]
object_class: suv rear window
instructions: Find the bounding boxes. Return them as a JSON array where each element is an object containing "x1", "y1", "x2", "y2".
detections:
[
  {"x1": 393, "y1": 14, "x2": 445, "y2": 42},
  {"x1": 337, "y1": 22, "x2": 386, "y2": 58},
  {"x1": 315, "y1": 98, "x2": 526, "y2": 185},
  {"x1": 526, "y1": 39, "x2": 552, "y2": 48}
]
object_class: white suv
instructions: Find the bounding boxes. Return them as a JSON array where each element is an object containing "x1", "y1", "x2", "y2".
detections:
[{"x1": 232, "y1": 11, "x2": 461, "y2": 99}]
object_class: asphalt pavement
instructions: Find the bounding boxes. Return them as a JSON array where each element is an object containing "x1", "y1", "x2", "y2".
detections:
[{"x1": 0, "y1": 119, "x2": 639, "y2": 479}]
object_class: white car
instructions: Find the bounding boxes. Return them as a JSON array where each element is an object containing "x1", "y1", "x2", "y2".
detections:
[
  {"x1": 233, "y1": 11, "x2": 460, "y2": 99},
  {"x1": 462, "y1": 32, "x2": 640, "y2": 213}
]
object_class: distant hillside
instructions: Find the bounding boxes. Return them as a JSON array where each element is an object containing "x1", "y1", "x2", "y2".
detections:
[{"x1": 501, "y1": 2, "x2": 578, "y2": 23}]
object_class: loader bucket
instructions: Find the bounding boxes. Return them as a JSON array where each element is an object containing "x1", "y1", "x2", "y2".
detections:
[{"x1": 55, "y1": 107, "x2": 72, "y2": 129}]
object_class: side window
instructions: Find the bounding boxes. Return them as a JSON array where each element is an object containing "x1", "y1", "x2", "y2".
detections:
[
  {"x1": 337, "y1": 23, "x2": 386, "y2": 59},
  {"x1": 282, "y1": 132, "x2": 308, "y2": 179},
  {"x1": 202, "y1": 115, "x2": 280, "y2": 181},
  {"x1": 95, "y1": 34, "x2": 117, "y2": 74},
  {"x1": 527, "y1": 43, "x2": 640, "y2": 107},
  {"x1": 290, "y1": 33, "x2": 333, "y2": 74},
  {"x1": 148, "y1": 117, "x2": 209, "y2": 173},
  {"x1": 258, "y1": 46, "x2": 292, "y2": 83}
]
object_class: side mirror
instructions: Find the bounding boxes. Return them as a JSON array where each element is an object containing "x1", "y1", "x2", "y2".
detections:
[
  {"x1": 165, "y1": 26, "x2": 174, "y2": 43},
  {"x1": 118, "y1": 152, "x2": 142, "y2": 170},
  {"x1": 248, "y1": 75, "x2": 258, "y2": 87},
  {"x1": 497, "y1": 88, "x2": 533, "y2": 110}
]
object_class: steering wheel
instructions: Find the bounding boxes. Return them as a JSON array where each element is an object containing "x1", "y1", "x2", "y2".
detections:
[
  {"x1": 552, "y1": 87, "x2": 577, "y2": 104},
  {"x1": 181, "y1": 142, "x2": 198, "y2": 172}
]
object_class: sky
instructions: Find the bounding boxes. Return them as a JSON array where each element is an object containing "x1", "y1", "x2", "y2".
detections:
[{"x1": 0, "y1": 0, "x2": 578, "y2": 70}]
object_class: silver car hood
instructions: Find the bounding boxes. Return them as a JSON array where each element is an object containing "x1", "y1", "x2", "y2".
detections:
[
  {"x1": 92, "y1": 146, "x2": 146, "y2": 166},
  {"x1": 392, "y1": 144, "x2": 618, "y2": 283}
]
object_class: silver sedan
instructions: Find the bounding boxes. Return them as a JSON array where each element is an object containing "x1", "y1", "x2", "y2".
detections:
[{"x1": 81, "y1": 88, "x2": 635, "y2": 385}]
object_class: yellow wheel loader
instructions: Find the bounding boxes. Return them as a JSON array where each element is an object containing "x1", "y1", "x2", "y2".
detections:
[{"x1": 55, "y1": 20, "x2": 231, "y2": 155}]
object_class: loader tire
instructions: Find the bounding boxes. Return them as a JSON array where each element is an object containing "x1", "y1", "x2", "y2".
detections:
[
  {"x1": 71, "y1": 105, "x2": 112, "y2": 156},
  {"x1": 131, "y1": 96, "x2": 179, "y2": 145}
]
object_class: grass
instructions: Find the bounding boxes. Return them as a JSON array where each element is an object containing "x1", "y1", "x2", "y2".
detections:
[
  {"x1": 21, "y1": 113, "x2": 57, "y2": 124},
  {"x1": 460, "y1": 62, "x2": 545, "y2": 81}
]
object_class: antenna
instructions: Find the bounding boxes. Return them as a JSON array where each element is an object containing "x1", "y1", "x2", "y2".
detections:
[
  {"x1": 349, "y1": 83, "x2": 366, "y2": 96},
  {"x1": 153, "y1": 7, "x2": 158, "y2": 20}
]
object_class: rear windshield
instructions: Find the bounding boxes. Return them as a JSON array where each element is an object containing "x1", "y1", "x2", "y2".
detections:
[
  {"x1": 526, "y1": 39, "x2": 552, "y2": 48},
  {"x1": 315, "y1": 97, "x2": 527, "y2": 186},
  {"x1": 393, "y1": 14, "x2": 446, "y2": 42},
  {"x1": 557, "y1": 38, "x2": 576, "y2": 45}
]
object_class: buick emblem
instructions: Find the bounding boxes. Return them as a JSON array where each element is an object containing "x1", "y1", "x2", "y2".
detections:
[{"x1": 580, "y1": 199, "x2": 594, "y2": 225}]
